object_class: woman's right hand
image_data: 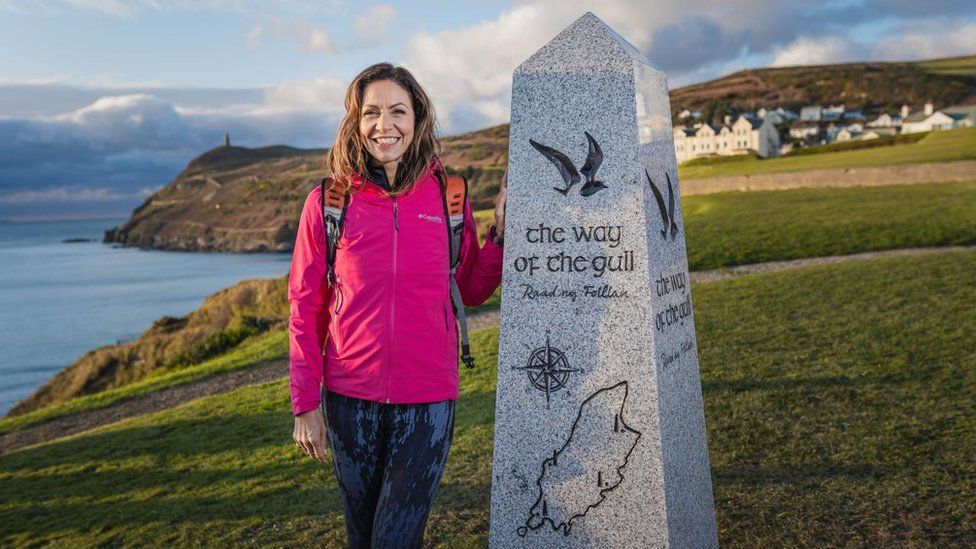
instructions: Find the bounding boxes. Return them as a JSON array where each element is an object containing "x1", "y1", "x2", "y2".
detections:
[{"x1": 293, "y1": 408, "x2": 329, "y2": 465}]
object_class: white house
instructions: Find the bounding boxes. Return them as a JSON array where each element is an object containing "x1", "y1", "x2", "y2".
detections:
[
  {"x1": 943, "y1": 105, "x2": 976, "y2": 128},
  {"x1": 901, "y1": 103, "x2": 976, "y2": 133},
  {"x1": 867, "y1": 113, "x2": 901, "y2": 127},
  {"x1": 673, "y1": 115, "x2": 780, "y2": 164},
  {"x1": 789, "y1": 121, "x2": 820, "y2": 140},
  {"x1": 764, "y1": 107, "x2": 798, "y2": 124},
  {"x1": 800, "y1": 106, "x2": 822, "y2": 121}
]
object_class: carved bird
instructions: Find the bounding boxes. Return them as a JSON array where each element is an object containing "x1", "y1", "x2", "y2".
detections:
[
  {"x1": 646, "y1": 169, "x2": 679, "y2": 240},
  {"x1": 665, "y1": 172, "x2": 679, "y2": 240},
  {"x1": 529, "y1": 131, "x2": 606, "y2": 197},
  {"x1": 529, "y1": 139, "x2": 580, "y2": 195},
  {"x1": 578, "y1": 132, "x2": 606, "y2": 197}
]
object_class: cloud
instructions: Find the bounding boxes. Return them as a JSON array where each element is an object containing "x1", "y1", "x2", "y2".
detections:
[
  {"x1": 401, "y1": 0, "x2": 976, "y2": 131},
  {"x1": 63, "y1": 0, "x2": 135, "y2": 17},
  {"x1": 404, "y1": 5, "x2": 559, "y2": 132},
  {"x1": 871, "y1": 19, "x2": 976, "y2": 61},
  {"x1": 2, "y1": 0, "x2": 343, "y2": 17},
  {"x1": 770, "y1": 36, "x2": 865, "y2": 67},
  {"x1": 245, "y1": 19, "x2": 337, "y2": 54},
  {"x1": 0, "y1": 82, "x2": 346, "y2": 218},
  {"x1": 0, "y1": 186, "x2": 153, "y2": 204},
  {"x1": 263, "y1": 76, "x2": 347, "y2": 110},
  {"x1": 352, "y1": 4, "x2": 397, "y2": 47}
]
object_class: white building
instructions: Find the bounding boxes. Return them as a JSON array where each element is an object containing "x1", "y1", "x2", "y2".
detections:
[
  {"x1": 800, "y1": 106, "x2": 822, "y2": 121},
  {"x1": 789, "y1": 121, "x2": 820, "y2": 140},
  {"x1": 835, "y1": 128, "x2": 861, "y2": 142},
  {"x1": 764, "y1": 107, "x2": 798, "y2": 124},
  {"x1": 943, "y1": 105, "x2": 976, "y2": 128},
  {"x1": 867, "y1": 113, "x2": 901, "y2": 127},
  {"x1": 674, "y1": 115, "x2": 780, "y2": 164},
  {"x1": 902, "y1": 102, "x2": 960, "y2": 134}
]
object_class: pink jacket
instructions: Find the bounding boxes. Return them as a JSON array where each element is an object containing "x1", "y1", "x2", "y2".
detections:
[{"x1": 288, "y1": 159, "x2": 503, "y2": 415}]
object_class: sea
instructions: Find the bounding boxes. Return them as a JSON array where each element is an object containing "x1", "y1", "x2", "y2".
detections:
[{"x1": 0, "y1": 218, "x2": 292, "y2": 417}]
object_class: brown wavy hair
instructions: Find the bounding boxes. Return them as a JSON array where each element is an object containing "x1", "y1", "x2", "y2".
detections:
[{"x1": 327, "y1": 63, "x2": 440, "y2": 195}]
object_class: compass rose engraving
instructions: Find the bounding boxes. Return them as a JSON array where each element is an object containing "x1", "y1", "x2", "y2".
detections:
[{"x1": 513, "y1": 336, "x2": 582, "y2": 405}]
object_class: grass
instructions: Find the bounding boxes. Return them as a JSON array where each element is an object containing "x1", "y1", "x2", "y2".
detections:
[
  {"x1": 2, "y1": 249, "x2": 974, "y2": 546},
  {"x1": 917, "y1": 55, "x2": 976, "y2": 76},
  {"x1": 4, "y1": 181, "x2": 973, "y2": 435},
  {"x1": 678, "y1": 126, "x2": 976, "y2": 179},
  {"x1": 683, "y1": 181, "x2": 976, "y2": 270},
  {"x1": 780, "y1": 132, "x2": 927, "y2": 157},
  {"x1": 495, "y1": 180, "x2": 976, "y2": 272},
  {"x1": 0, "y1": 330, "x2": 288, "y2": 434}
]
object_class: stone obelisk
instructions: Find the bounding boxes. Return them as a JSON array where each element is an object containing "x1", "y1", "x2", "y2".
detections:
[{"x1": 489, "y1": 12, "x2": 718, "y2": 548}]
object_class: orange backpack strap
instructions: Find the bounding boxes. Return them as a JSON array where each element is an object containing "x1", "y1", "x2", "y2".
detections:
[
  {"x1": 438, "y1": 173, "x2": 467, "y2": 270},
  {"x1": 437, "y1": 171, "x2": 475, "y2": 369},
  {"x1": 319, "y1": 176, "x2": 349, "y2": 288},
  {"x1": 444, "y1": 174, "x2": 466, "y2": 220}
]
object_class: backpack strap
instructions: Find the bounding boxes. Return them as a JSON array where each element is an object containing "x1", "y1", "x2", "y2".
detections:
[
  {"x1": 319, "y1": 177, "x2": 349, "y2": 288},
  {"x1": 438, "y1": 172, "x2": 476, "y2": 369}
]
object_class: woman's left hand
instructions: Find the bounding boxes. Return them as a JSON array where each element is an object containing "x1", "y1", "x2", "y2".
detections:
[{"x1": 493, "y1": 170, "x2": 507, "y2": 243}]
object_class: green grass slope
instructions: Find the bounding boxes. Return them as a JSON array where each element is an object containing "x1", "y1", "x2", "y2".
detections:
[
  {"x1": 0, "y1": 330, "x2": 288, "y2": 434},
  {"x1": 678, "y1": 126, "x2": 976, "y2": 180},
  {"x1": 3, "y1": 181, "x2": 974, "y2": 434},
  {"x1": 2, "y1": 249, "x2": 974, "y2": 546},
  {"x1": 683, "y1": 180, "x2": 976, "y2": 269},
  {"x1": 3, "y1": 277, "x2": 289, "y2": 420}
]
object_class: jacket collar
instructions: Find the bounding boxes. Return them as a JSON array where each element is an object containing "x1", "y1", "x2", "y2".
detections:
[{"x1": 344, "y1": 156, "x2": 444, "y2": 193}]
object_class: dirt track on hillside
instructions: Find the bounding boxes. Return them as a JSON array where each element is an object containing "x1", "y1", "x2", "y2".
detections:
[
  {"x1": 682, "y1": 160, "x2": 976, "y2": 195},
  {"x1": 4, "y1": 244, "x2": 975, "y2": 455},
  {"x1": 0, "y1": 359, "x2": 287, "y2": 455}
]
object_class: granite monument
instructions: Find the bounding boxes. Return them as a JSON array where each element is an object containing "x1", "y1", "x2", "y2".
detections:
[{"x1": 489, "y1": 12, "x2": 718, "y2": 548}]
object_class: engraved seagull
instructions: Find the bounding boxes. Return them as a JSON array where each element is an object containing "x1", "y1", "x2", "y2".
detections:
[
  {"x1": 529, "y1": 131, "x2": 606, "y2": 197},
  {"x1": 646, "y1": 169, "x2": 679, "y2": 241}
]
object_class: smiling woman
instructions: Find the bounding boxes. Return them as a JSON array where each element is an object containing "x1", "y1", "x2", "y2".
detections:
[
  {"x1": 288, "y1": 62, "x2": 507, "y2": 549},
  {"x1": 326, "y1": 63, "x2": 440, "y2": 197}
]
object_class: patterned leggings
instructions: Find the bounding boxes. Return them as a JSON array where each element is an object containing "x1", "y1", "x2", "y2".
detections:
[{"x1": 322, "y1": 389, "x2": 456, "y2": 549}]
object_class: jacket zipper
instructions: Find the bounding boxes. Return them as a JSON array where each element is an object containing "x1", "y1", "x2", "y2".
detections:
[
  {"x1": 386, "y1": 199, "x2": 398, "y2": 404},
  {"x1": 331, "y1": 280, "x2": 343, "y2": 353}
]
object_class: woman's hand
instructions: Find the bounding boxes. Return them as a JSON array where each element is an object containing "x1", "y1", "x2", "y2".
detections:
[
  {"x1": 293, "y1": 408, "x2": 329, "y2": 465},
  {"x1": 493, "y1": 169, "x2": 507, "y2": 243}
]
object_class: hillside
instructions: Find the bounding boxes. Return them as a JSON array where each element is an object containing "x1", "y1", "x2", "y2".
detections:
[
  {"x1": 103, "y1": 55, "x2": 975, "y2": 253},
  {"x1": 2, "y1": 249, "x2": 974, "y2": 545},
  {"x1": 15, "y1": 180, "x2": 976, "y2": 424},
  {"x1": 670, "y1": 54, "x2": 976, "y2": 123},
  {"x1": 4, "y1": 277, "x2": 288, "y2": 418},
  {"x1": 103, "y1": 126, "x2": 509, "y2": 252}
]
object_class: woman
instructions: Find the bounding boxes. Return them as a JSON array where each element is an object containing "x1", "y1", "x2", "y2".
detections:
[{"x1": 288, "y1": 62, "x2": 506, "y2": 548}]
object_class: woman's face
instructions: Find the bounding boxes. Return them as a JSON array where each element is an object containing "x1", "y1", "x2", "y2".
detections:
[{"x1": 359, "y1": 79, "x2": 415, "y2": 166}]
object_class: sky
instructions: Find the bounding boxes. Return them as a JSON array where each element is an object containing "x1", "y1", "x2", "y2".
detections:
[{"x1": 0, "y1": 0, "x2": 974, "y2": 221}]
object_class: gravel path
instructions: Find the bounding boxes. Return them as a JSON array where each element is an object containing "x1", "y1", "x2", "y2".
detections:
[
  {"x1": 689, "y1": 245, "x2": 976, "y2": 283},
  {"x1": 468, "y1": 245, "x2": 976, "y2": 328},
  {"x1": 4, "y1": 244, "x2": 974, "y2": 455}
]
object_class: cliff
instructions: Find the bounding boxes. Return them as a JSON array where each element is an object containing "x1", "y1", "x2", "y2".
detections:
[
  {"x1": 4, "y1": 277, "x2": 288, "y2": 418},
  {"x1": 104, "y1": 55, "x2": 976, "y2": 253},
  {"x1": 103, "y1": 125, "x2": 509, "y2": 252}
]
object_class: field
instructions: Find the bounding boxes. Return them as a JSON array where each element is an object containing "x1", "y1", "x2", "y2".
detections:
[
  {"x1": 917, "y1": 55, "x2": 976, "y2": 76},
  {"x1": 682, "y1": 181, "x2": 976, "y2": 269},
  {"x1": 678, "y1": 126, "x2": 976, "y2": 180},
  {"x1": 3, "y1": 181, "x2": 973, "y2": 435},
  {"x1": 0, "y1": 331, "x2": 288, "y2": 435},
  {"x1": 2, "y1": 249, "x2": 974, "y2": 546}
]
